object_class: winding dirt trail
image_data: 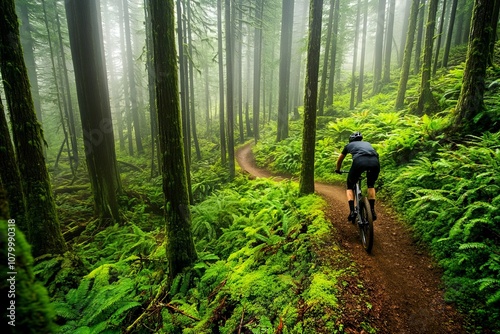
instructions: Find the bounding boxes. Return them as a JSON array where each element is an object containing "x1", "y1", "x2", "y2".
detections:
[{"x1": 236, "y1": 144, "x2": 466, "y2": 333}]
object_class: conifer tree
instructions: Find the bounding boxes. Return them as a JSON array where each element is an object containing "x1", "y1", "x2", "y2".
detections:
[
  {"x1": 0, "y1": 0, "x2": 67, "y2": 256},
  {"x1": 65, "y1": 0, "x2": 122, "y2": 222},
  {"x1": 453, "y1": 0, "x2": 496, "y2": 133},
  {"x1": 0, "y1": 94, "x2": 26, "y2": 231},
  {"x1": 300, "y1": 0, "x2": 323, "y2": 194},
  {"x1": 150, "y1": 0, "x2": 197, "y2": 277}
]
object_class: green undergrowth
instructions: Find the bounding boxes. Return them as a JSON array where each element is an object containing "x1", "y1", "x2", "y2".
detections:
[
  {"x1": 35, "y1": 177, "x2": 372, "y2": 333},
  {"x1": 252, "y1": 53, "x2": 500, "y2": 331}
]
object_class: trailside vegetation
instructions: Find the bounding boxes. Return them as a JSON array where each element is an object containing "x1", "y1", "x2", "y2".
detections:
[
  {"x1": 34, "y1": 169, "x2": 373, "y2": 333},
  {"x1": 253, "y1": 42, "x2": 500, "y2": 332}
]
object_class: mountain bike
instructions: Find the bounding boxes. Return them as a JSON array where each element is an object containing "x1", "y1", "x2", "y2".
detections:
[{"x1": 341, "y1": 170, "x2": 374, "y2": 253}]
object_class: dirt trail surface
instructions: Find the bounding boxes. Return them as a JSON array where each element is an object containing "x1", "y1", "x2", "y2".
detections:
[{"x1": 236, "y1": 144, "x2": 466, "y2": 334}]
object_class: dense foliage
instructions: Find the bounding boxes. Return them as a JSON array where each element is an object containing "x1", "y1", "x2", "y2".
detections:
[
  {"x1": 0, "y1": 220, "x2": 57, "y2": 334},
  {"x1": 253, "y1": 45, "x2": 500, "y2": 332},
  {"x1": 36, "y1": 151, "x2": 375, "y2": 333}
]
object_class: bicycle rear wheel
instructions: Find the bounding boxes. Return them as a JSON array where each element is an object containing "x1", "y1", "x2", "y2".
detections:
[{"x1": 358, "y1": 197, "x2": 374, "y2": 253}]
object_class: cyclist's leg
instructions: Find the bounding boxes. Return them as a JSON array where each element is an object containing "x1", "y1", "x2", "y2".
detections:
[
  {"x1": 366, "y1": 158, "x2": 380, "y2": 220},
  {"x1": 347, "y1": 161, "x2": 362, "y2": 221}
]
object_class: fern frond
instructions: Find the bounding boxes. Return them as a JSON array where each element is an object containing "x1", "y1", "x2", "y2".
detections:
[{"x1": 458, "y1": 242, "x2": 488, "y2": 250}]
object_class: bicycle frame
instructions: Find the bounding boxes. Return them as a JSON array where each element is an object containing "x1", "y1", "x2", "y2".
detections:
[{"x1": 341, "y1": 171, "x2": 374, "y2": 253}]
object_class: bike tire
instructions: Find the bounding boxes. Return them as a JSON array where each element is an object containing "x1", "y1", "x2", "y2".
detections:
[{"x1": 359, "y1": 197, "x2": 374, "y2": 253}]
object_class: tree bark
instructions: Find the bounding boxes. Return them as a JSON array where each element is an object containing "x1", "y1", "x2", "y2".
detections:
[
  {"x1": 300, "y1": 0, "x2": 323, "y2": 195},
  {"x1": 326, "y1": 0, "x2": 340, "y2": 106},
  {"x1": 225, "y1": 0, "x2": 235, "y2": 179},
  {"x1": 350, "y1": 0, "x2": 361, "y2": 110},
  {"x1": 41, "y1": 0, "x2": 74, "y2": 175},
  {"x1": 442, "y1": 0, "x2": 458, "y2": 68},
  {"x1": 357, "y1": 0, "x2": 369, "y2": 104},
  {"x1": 372, "y1": 0, "x2": 386, "y2": 94},
  {"x1": 123, "y1": 0, "x2": 144, "y2": 154},
  {"x1": 0, "y1": 0, "x2": 67, "y2": 256},
  {"x1": 65, "y1": 0, "x2": 122, "y2": 223},
  {"x1": 253, "y1": 0, "x2": 263, "y2": 142},
  {"x1": 217, "y1": 0, "x2": 227, "y2": 164},
  {"x1": 277, "y1": 0, "x2": 294, "y2": 142},
  {"x1": 17, "y1": 0, "x2": 42, "y2": 125},
  {"x1": 55, "y1": 0, "x2": 79, "y2": 169},
  {"x1": 237, "y1": 0, "x2": 244, "y2": 143},
  {"x1": 150, "y1": 0, "x2": 197, "y2": 277},
  {"x1": 382, "y1": 0, "x2": 395, "y2": 84},
  {"x1": 318, "y1": 0, "x2": 335, "y2": 116},
  {"x1": 0, "y1": 94, "x2": 26, "y2": 231},
  {"x1": 395, "y1": 0, "x2": 420, "y2": 110},
  {"x1": 414, "y1": 0, "x2": 425, "y2": 75},
  {"x1": 416, "y1": 0, "x2": 439, "y2": 115},
  {"x1": 187, "y1": 0, "x2": 201, "y2": 160},
  {"x1": 432, "y1": 0, "x2": 447, "y2": 75},
  {"x1": 453, "y1": 0, "x2": 495, "y2": 134}
]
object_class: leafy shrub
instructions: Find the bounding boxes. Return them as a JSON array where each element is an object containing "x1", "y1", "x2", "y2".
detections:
[
  {"x1": 385, "y1": 132, "x2": 500, "y2": 331},
  {"x1": 0, "y1": 220, "x2": 57, "y2": 334}
]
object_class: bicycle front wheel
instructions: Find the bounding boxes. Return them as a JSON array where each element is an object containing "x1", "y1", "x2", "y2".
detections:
[{"x1": 359, "y1": 197, "x2": 374, "y2": 253}]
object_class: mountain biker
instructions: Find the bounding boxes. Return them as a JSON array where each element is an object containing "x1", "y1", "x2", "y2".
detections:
[{"x1": 335, "y1": 132, "x2": 380, "y2": 221}]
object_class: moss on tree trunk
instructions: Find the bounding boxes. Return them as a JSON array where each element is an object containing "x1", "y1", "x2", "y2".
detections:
[
  {"x1": 150, "y1": 0, "x2": 197, "y2": 278},
  {"x1": 0, "y1": 0, "x2": 66, "y2": 256}
]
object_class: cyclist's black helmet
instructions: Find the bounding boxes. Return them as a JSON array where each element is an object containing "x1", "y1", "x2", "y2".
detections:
[{"x1": 349, "y1": 132, "x2": 363, "y2": 142}]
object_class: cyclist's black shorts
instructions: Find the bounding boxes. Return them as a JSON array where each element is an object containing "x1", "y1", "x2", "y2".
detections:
[{"x1": 347, "y1": 156, "x2": 380, "y2": 189}]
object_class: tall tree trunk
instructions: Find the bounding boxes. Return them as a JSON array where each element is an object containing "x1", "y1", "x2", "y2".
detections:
[
  {"x1": 398, "y1": 0, "x2": 412, "y2": 67},
  {"x1": 373, "y1": 0, "x2": 386, "y2": 94},
  {"x1": 145, "y1": 0, "x2": 159, "y2": 177},
  {"x1": 253, "y1": 0, "x2": 263, "y2": 142},
  {"x1": 488, "y1": 0, "x2": 500, "y2": 66},
  {"x1": 318, "y1": 0, "x2": 335, "y2": 116},
  {"x1": 432, "y1": 0, "x2": 447, "y2": 75},
  {"x1": 119, "y1": 0, "x2": 134, "y2": 156},
  {"x1": 382, "y1": 0, "x2": 396, "y2": 84},
  {"x1": 0, "y1": 94, "x2": 26, "y2": 232},
  {"x1": 180, "y1": 1, "x2": 193, "y2": 203},
  {"x1": 395, "y1": 0, "x2": 420, "y2": 110},
  {"x1": 17, "y1": 0, "x2": 42, "y2": 125},
  {"x1": 357, "y1": 0, "x2": 369, "y2": 104},
  {"x1": 245, "y1": 27, "x2": 253, "y2": 135},
  {"x1": 326, "y1": 0, "x2": 340, "y2": 106},
  {"x1": 299, "y1": 0, "x2": 323, "y2": 195},
  {"x1": 290, "y1": 0, "x2": 308, "y2": 116},
  {"x1": 225, "y1": 0, "x2": 235, "y2": 179},
  {"x1": 461, "y1": 1, "x2": 473, "y2": 45},
  {"x1": 55, "y1": 0, "x2": 79, "y2": 169},
  {"x1": 123, "y1": 0, "x2": 144, "y2": 154},
  {"x1": 65, "y1": 0, "x2": 122, "y2": 223},
  {"x1": 416, "y1": 0, "x2": 439, "y2": 115},
  {"x1": 41, "y1": 0, "x2": 74, "y2": 175},
  {"x1": 187, "y1": 0, "x2": 201, "y2": 160},
  {"x1": 237, "y1": 0, "x2": 244, "y2": 143},
  {"x1": 350, "y1": 0, "x2": 361, "y2": 110},
  {"x1": 454, "y1": 0, "x2": 465, "y2": 46},
  {"x1": 0, "y1": 0, "x2": 67, "y2": 256},
  {"x1": 442, "y1": 0, "x2": 458, "y2": 68},
  {"x1": 277, "y1": 0, "x2": 294, "y2": 142},
  {"x1": 177, "y1": 0, "x2": 190, "y2": 169},
  {"x1": 414, "y1": 0, "x2": 425, "y2": 75},
  {"x1": 204, "y1": 62, "x2": 211, "y2": 137},
  {"x1": 217, "y1": 0, "x2": 226, "y2": 164},
  {"x1": 150, "y1": 0, "x2": 197, "y2": 278},
  {"x1": 453, "y1": 0, "x2": 495, "y2": 134}
]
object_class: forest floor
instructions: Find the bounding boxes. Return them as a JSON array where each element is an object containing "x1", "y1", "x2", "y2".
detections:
[{"x1": 236, "y1": 143, "x2": 467, "y2": 334}]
